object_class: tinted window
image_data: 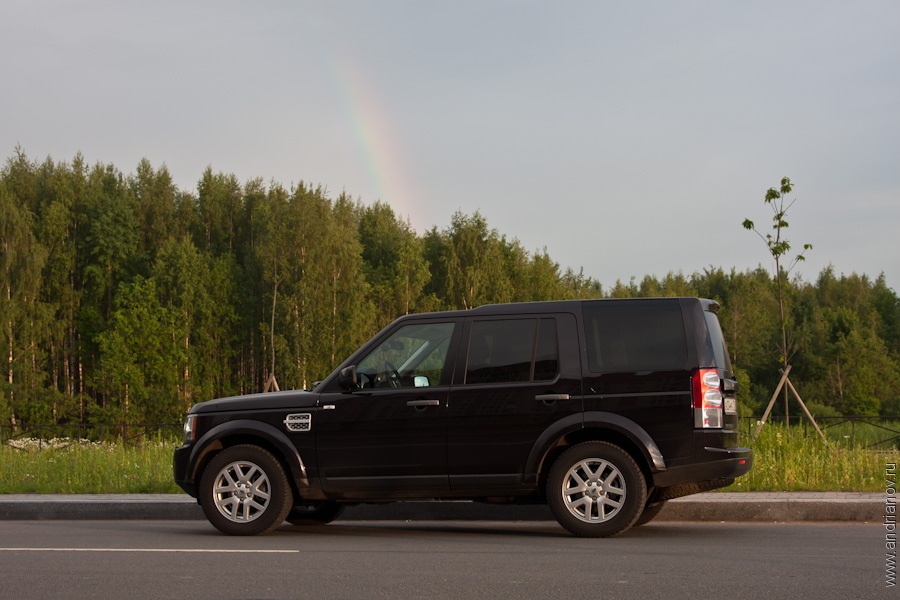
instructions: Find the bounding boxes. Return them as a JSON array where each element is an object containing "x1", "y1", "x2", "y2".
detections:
[
  {"x1": 583, "y1": 300, "x2": 687, "y2": 372},
  {"x1": 703, "y1": 309, "x2": 733, "y2": 374},
  {"x1": 534, "y1": 318, "x2": 559, "y2": 381},
  {"x1": 465, "y1": 318, "x2": 559, "y2": 384}
]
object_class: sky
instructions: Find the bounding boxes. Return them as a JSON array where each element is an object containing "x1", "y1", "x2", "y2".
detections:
[{"x1": 2, "y1": 0, "x2": 899, "y2": 291}]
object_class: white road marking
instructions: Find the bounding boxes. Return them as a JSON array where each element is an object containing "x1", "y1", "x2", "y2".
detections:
[{"x1": 0, "y1": 548, "x2": 298, "y2": 553}]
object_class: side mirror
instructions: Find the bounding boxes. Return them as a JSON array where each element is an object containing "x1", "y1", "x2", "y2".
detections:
[{"x1": 339, "y1": 366, "x2": 358, "y2": 390}]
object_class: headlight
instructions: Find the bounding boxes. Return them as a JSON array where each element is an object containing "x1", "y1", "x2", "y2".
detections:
[{"x1": 182, "y1": 414, "x2": 197, "y2": 445}]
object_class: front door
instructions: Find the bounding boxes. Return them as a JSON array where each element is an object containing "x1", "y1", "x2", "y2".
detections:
[{"x1": 315, "y1": 320, "x2": 459, "y2": 496}]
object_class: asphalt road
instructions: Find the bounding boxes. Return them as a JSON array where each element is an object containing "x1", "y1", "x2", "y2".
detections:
[{"x1": 0, "y1": 520, "x2": 891, "y2": 600}]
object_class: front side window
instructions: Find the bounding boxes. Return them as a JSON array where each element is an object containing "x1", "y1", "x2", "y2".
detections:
[
  {"x1": 465, "y1": 318, "x2": 559, "y2": 384},
  {"x1": 356, "y1": 322, "x2": 456, "y2": 389}
]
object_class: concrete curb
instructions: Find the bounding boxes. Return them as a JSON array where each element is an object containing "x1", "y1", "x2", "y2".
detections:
[
  {"x1": 0, "y1": 492, "x2": 884, "y2": 522},
  {"x1": 659, "y1": 492, "x2": 883, "y2": 522}
]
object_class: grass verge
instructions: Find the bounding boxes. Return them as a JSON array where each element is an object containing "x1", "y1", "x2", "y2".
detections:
[
  {"x1": 0, "y1": 424, "x2": 895, "y2": 493},
  {"x1": 0, "y1": 437, "x2": 180, "y2": 494},
  {"x1": 723, "y1": 423, "x2": 896, "y2": 492}
]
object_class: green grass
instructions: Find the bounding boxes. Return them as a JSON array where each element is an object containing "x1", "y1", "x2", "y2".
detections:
[
  {"x1": 0, "y1": 437, "x2": 181, "y2": 494},
  {"x1": 0, "y1": 425, "x2": 895, "y2": 493},
  {"x1": 723, "y1": 423, "x2": 895, "y2": 492},
  {"x1": 817, "y1": 418, "x2": 900, "y2": 449}
]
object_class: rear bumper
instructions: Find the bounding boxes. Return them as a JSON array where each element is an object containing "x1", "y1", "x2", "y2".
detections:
[{"x1": 652, "y1": 446, "x2": 753, "y2": 488}]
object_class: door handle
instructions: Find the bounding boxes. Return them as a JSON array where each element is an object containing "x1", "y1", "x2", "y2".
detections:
[
  {"x1": 406, "y1": 399, "x2": 441, "y2": 408},
  {"x1": 535, "y1": 394, "x2": 570, "y2": 402}
]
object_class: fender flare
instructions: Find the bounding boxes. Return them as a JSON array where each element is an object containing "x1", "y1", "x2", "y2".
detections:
[
  {"x1": 187, "y1": 419, "x2": 309, "y2": 489},
  {"x1": 524, "y1": 411, "x2": 667, "y2": 483}
]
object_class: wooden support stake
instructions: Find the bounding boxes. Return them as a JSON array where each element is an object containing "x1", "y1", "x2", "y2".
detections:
[
  {"x1": 752, "y1": 364, "x2": 826, "y2": 444},
  {"x1": 263, "y1": 373, "x2": 280, "y2": 393},
  {"x1": 784, "y1": 376, "x2": 827, "y2": 443},
  {"x1": 753, "y1": 365, "x2": 791, "y2": 440}
]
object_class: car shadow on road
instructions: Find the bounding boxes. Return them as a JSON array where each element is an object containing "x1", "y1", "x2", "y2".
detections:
[{"x1": 171, "y1": 519, "x2": 749, "y2": 541}]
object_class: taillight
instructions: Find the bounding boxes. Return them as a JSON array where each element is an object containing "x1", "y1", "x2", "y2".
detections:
[{"x1": 693, "y1": 369, "x2": 723, "y2": 428}]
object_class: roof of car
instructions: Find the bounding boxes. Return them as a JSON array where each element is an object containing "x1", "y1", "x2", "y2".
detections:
[{"x1": 398, "y1": 297, "x2": 715, "y2": 321}]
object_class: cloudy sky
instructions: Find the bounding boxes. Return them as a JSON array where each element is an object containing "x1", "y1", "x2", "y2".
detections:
[{"x1": 2, "y1": 1, "x2": 898, "y2": 290}]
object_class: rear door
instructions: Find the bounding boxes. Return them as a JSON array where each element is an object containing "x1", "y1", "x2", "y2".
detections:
[
  {"x1": 446, "y1": 313, "x2": 583, "y2": 490},
  {"x1": 581, "y1": 298, "x2": 694, "y2": 460}
]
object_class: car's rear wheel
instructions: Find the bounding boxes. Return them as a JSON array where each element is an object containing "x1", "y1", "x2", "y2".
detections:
[
  {"x1": 199, "y1": 445, "x2": 293, "y2": 536},
  {"x1": 286, "y1": 502, "x2": 345, "y2": 526},
  {"x1": 547, "y1": 441, "x2": 646, "y2": 537}
]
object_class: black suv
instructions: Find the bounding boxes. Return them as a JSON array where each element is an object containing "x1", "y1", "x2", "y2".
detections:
[{"x1": 174, "y1": 298, "x2": 751, "y2": 537}]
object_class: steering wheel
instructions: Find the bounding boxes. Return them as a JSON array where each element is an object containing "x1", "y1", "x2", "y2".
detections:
[{"x1": 383, "y1": 361, "x2": 401, "y2": 388}]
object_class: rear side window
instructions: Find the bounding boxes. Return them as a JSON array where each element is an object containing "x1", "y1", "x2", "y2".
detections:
[
  {"x1": 465, "y1": 318, "x2": 559, "y2": 384},
  {"x1": 534, "y1": 319, "x2": 559, "y2": 381},
  {"x1": 703, "y1": 309, "x2": 733, "y2": 374},
  {"x1": 583, "y1": 300, "x2": 688, "y2": 372}
]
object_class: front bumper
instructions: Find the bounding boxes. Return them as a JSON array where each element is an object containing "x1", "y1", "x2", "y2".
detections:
[{"x1": 172, "y1": 445, "x2": 197, "y2": 497}]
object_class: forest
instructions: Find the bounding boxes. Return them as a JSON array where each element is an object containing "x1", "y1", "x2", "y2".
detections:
[{"x1": 2, "y1": 149, "x2": 899, "y2": 427}]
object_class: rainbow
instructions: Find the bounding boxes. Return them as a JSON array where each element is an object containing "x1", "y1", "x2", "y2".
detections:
[{"x1": 332, "y1": 57, "x2": 420, "y2": 227}]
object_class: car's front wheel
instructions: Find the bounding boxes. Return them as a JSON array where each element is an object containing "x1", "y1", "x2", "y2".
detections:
[
  {"x1": 546, "y1": 441, "x2": 646, "y2": 537},
  {"x1": 199, "y1": 445, "x2": 293, "y2": 536}
]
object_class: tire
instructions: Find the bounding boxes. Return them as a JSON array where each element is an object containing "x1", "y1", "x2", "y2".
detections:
[
  {"x1": 546, "y1": 441, "x2": 647, "y2": 538},
  {"x1": 286, "y1": 502, "x2": 345, "y2": 526},
  {"x1": 199, "y1": 445, "x2": 293, "y2": 536},
  {"x1": 634, "y1": 499, "x2": 668, "y2": 526}
]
